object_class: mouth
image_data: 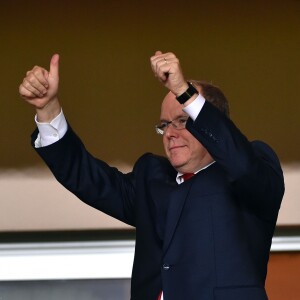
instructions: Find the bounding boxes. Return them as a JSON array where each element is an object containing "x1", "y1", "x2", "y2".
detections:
[{"x1": 169, "y1": 145, "x2": 185, "y2": 151}]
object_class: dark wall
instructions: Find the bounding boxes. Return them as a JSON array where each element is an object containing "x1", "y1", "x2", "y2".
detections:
[{"x1": 2, "y1": 0, "x2": 299, "y2": 168}]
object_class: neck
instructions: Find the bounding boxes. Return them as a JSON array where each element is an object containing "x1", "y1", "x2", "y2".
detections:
[{"x1": 176, "y1": 154, "x2": 214, "y2": 174}]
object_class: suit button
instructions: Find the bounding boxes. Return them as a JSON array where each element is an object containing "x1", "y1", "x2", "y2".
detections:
[{"x1": 162, "y1": 264, "x2": 170, "y2": 271}]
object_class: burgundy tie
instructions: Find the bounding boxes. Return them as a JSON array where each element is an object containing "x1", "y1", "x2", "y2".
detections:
[
  {"x1": 157, "y1": 291, "x2": 163, "y2": 300},
  {"x1": 181, "y1": 173, "x2": 194, "y2": 181}
]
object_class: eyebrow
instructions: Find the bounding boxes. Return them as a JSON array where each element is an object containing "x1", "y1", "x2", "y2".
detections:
[{"x1": 160, "y1": 114, "x2": 189, "y2": 123}]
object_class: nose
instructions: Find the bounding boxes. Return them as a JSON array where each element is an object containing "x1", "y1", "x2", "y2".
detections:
[{"x1": 165, "y1": 123, "x2": 179, "y2": 139}]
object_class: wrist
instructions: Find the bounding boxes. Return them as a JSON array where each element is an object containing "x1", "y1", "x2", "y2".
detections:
[
  {"x1": 36, "y1": 98, "x2": 61, "y2": 123},
  {"x1": 174, "y1": 82, "x2": 189, "y2": 97},
  {"x1": 176, "y1": 81, "x2": 199, "y2": 105}
]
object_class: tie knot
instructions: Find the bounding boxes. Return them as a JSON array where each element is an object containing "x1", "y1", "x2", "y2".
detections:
[{"x1": 181, "y1": 173, "x2": 194, "y2": 181}]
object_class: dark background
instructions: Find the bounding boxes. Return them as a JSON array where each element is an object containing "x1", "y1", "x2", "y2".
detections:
[{"x1": 2, "y1": 0, "x2": 300, "y2": 168}]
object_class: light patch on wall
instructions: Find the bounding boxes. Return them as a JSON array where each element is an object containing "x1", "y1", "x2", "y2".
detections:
[
  {"x1": 277, "y1": 164, "x2": 300, "y2": 225},
  {"x1": 0, "y1": 164, "x2": 298, "y2": 231}
]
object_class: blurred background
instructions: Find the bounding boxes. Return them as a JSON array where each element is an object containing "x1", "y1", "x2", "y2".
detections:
[{"x1": 0, "y1": 0, "x2": 299, "y2": 299}]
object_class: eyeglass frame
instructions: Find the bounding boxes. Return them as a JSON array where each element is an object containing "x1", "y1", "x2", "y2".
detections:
[{"x1": 155, "y1": 115, "x2": 189, "y2": 135}]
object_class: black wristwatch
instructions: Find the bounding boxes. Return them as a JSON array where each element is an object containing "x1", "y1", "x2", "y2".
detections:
[{"x1": 176, "y1": 82, "x2": 199, "y2": 104}]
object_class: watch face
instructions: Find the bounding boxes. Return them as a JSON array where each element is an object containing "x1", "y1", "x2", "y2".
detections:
[{"x1": 176, "y1": 82, "x2": 198, "y2": 104}]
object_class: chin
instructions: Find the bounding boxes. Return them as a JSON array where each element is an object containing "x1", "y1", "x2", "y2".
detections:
[
  {"x1": 167, "y1": 151, "x2": 189, "y2": 169},
  {"x1": 169, "y1": 158, "x2": 187, "y2": 170}
]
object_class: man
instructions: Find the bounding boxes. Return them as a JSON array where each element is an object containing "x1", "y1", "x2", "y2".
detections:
[{"x1": 19, "y1": 51, "x2": 284, "y2": 300}]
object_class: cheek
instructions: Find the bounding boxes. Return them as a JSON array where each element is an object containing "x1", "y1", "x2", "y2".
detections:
[
  {"x1": 162, "y1": 137, "x2": 168, "y2": 153},
  {"x1": 190, "y1": 141, "x2": 206, "y2": 158},
  {"x1": 163, "y1": 139, "x2": 173, "y2": 159}
]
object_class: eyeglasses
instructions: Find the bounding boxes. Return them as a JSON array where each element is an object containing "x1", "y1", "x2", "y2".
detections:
[{"x1": 155, "y1": 116, "x2": 189, "y2": 135}]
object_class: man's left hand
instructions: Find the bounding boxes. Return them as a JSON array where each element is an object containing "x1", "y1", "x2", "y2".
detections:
[{"x1": 150, "y1": 51, "x2": 188, "y2": 96}]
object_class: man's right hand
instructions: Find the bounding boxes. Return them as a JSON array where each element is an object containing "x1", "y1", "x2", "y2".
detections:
[{"x1": 19, "y1": 54, "x2": 61, "y2": 122}]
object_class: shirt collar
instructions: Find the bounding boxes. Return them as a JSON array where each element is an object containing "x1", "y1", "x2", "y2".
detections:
[{"x1": 176, "y1": 161, "x2": 215, "y2": 184}]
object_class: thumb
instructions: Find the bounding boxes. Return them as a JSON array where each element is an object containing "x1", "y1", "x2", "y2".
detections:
[
  {"x1": 155, "y1": 50, "x2": 162, "y2": 56},
  {"x1": 49, "y1": 54, "x2": 59, "y2": 78}
]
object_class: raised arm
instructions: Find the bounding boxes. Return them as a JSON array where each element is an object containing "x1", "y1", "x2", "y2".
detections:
[
  {"x1": 150, "y1": 51, "x2": 284, "y2": 220},
  {"x1": 19, "y1": 54, "x2": 136, "y2": 226}
]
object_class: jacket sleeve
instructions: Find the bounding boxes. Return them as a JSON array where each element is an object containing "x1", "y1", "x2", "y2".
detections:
[
  {"x1": 186, "y1": 101, "x2": 285, "y2": 220},
  {"x1": 31, "y1": 126, "x2": 136, "y2": 227}
]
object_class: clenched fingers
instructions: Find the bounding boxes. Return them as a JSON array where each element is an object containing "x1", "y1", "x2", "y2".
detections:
[
  {"x1": 19, "y1": 66, "x2": 49, "y2": 99},
  {"x1": 150, "y1": 52, "x2": 179, "y2": 80}
]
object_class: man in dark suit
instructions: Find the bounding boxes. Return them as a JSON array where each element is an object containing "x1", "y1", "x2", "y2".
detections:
[{"x1": 19, "y1": 51, "x2": 284, "y2": 300}]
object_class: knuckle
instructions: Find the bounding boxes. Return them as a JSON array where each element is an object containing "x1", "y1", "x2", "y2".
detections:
[
  {"x1": 32, "y1": 66, "x2": 43, "y2": 76},
  {"x1": 27, "y1": 74, "x2": 36, "y2": 83},
  {"x1": 23, "y1": 80, "x2": 32, "y2": 90},
  {"x1": 22, "y1": 78, "x2": 28, "y2": 86},
  {"x1": 32, "y1": 69, "x2": 40, "y2": 76}
]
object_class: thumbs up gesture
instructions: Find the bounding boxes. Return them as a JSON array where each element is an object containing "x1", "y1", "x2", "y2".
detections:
[
  {"x1": 150, "y1": 51, "x2": 188, "y2": 97},
  {"x1": 19, "y1": 54, "x2": 61, "y2": 122}
]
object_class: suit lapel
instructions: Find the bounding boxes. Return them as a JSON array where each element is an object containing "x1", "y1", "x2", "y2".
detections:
[
  {"x1": 147, "y1": 157, "x2": 177, "y2": 242},
  {"x1": 163, "y1": 178, "x2": 194, "y2": 255},
  {"x1": 145, "y1": 155, "x2": 196, "y2": 254},
  {"x1": 148, "y1": 177, "x2": 176, "y2": 241}
]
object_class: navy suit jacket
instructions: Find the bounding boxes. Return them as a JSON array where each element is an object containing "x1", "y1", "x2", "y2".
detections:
[{"x1": 32, "y1": 101, "x2": 284, "y2": 300}]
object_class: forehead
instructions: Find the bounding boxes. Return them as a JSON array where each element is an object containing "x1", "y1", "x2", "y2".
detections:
[{"x1": 160, "y1": 92, "x2": 185, "y2": 120}]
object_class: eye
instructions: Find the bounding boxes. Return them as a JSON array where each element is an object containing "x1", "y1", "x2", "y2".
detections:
[
  {"x1": 178, "y1": 117, "x2": 188, "y2": 124},
  {"x1": 158, "y1": 122, "x2": 168, "y2": 130}
]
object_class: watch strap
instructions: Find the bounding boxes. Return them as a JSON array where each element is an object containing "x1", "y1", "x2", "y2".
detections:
[{"x1": 176, "y1": 82, "x2": 198, "y2": 104}]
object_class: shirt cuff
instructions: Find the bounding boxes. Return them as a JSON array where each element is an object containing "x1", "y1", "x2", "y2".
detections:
[
  {"x1": 34, "y1": 109, "x2": 68, "y2": 148},
  {"x1": 182, "y1": 94, "x2": 205, "y2": 121}
]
